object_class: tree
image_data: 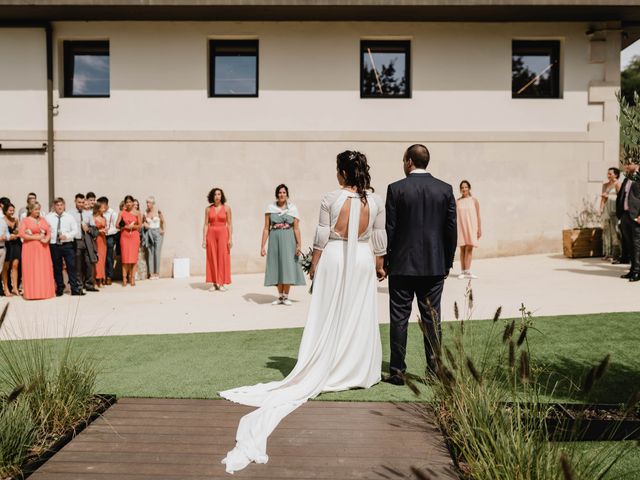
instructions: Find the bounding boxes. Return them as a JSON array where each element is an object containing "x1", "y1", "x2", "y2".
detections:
[
  {"x1": 619, "y1": 90, "x2": 640, "y2": 167},
  {"x1": 621, "y1": 55, "x2": 640, "y2": 105}
]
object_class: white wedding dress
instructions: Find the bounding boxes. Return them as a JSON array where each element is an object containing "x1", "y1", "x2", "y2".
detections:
[{"x1": 220, "y1": 189, "x2": 386, "y2": 473}]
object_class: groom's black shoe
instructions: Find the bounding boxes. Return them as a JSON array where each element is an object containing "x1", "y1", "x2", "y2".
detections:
[{"x1": 383, "y1": 374, "x2": 405, "y2": 386}]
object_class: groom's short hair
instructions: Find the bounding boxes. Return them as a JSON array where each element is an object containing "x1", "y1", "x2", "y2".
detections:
[{"x1": 406, "y1": 144, "x2": 430, "y2": 169}]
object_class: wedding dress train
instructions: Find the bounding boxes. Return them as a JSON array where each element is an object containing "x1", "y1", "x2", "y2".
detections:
[{"x1": 220, "y1": 190, "x2": 385, "y2": 473}]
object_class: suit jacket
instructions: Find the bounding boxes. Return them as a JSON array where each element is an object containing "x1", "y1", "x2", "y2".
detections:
[
  {"x1": 385, "y1": 172, "x2": 457, "y2": 276},
  {"x1": 628, "y1": 180, "x2": 640, "y2": 220},
  {"x1": 616, "y1": 177, "x2": 630, "y2": 220}
]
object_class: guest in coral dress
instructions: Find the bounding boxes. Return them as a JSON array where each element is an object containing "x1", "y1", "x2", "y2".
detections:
[
  {"x1": 116, "y1": 195, "x2": 142, "y2": 287},
  {"x1": 18, "y1": 202, "x2": 55, "y2": 300},
  {"x1": 93, "y1": 200, "x2": 108, "y2": 287},
  {"x1": 203, "y1": 187, "x2": 232, "y2": 291},
  {"x1": 456, "y1": 180, "x2": 482, "y2": 280}
]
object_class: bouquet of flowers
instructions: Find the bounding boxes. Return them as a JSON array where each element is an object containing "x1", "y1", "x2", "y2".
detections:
[{"x1": 298, "y1": 247, "x2": 314, "y2": 294}]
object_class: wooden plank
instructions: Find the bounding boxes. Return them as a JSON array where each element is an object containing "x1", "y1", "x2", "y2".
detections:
[
  {"x1": 116, "y1": 398, "x2": 423, "y2": 409},
  {"x1": 44, "y1": 450, "x2": 452, "y2": 468},
  {"x1": 35, "y1": 460, "x2": 441, "y2": 479},
  {"x1": 88, "y1": 416, "x2": 428, "y2": 431},
  {"x1": 29, "y1": 474, "x2": 287, "y2": 480},
  {"x1": 62, "y1": 440, "x2": 445, "y2": 459},
  {"x1": 71, "y1": 430, "x2": 433, "y2": 447},
  {"x1": 109, "y1": 403, "x2": 421, "y2": 417}
]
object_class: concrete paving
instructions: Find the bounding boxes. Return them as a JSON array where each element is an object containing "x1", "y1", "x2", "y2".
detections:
[{"x1": 0, "y1": 253, "x2": 637, "y2": 340}]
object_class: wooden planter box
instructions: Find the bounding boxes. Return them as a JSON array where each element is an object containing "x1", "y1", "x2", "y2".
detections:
[
  {"x1": 546, "y1": 403, "x2": 640, "y2": 441},
  {"x1": 562, "y1": 228, "x2": 603, "y2": 258},
  {"x1": 499, "y1": 402, "x2": 640, "y2": 441}
]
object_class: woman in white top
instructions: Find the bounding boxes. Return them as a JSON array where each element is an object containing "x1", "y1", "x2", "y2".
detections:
[
  {"x1": 220, "y1": 150, "x2": 386, "y2": 473},
  {"x1": 143, "y1": 196, "x2": 165, "y2": 280}
]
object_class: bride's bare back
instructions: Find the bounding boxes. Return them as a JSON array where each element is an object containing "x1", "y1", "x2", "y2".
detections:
[{"x1": 333, "y1": 197, "x2": 370, "y2": 239}]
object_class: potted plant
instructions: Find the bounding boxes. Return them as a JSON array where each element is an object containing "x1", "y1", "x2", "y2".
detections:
[{"x1": 562, "y1": 198, "x2": 603, "y2": 258}]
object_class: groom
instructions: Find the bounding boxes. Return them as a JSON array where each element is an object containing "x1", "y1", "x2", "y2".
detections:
[{"x1": 384, "y1": 144, "x2": 457, "y2": 384}]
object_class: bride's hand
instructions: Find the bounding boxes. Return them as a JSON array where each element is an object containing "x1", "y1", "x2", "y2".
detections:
[{"x1": 309, "y1": 262, "x2": 317, "y2": 280}]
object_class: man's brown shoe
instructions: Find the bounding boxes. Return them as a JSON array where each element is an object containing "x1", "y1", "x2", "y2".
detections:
[{"x1": 105, "y1": 278, "x2": 112, "y2": 286}]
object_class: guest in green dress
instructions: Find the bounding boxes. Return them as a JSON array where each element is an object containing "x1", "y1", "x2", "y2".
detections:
[{"x1": 261, "y1": 184, "x2": 306, "y2": 305}]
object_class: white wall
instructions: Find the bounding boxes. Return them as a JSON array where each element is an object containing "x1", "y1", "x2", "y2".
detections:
[{"x1": 0, "y1": 21, "x2": 620, "y2": 275}]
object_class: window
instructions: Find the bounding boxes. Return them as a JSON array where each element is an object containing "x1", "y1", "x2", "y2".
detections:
[
  {"x1": 361, "y1": 41, "x2": 410, "y2": 98},
  {"x1": 209, "y1": 40, "x2": 259, "y2": 97},
  {"x1": 512, "y1": 40, "x2": 560, "y2": 99},
  {"x1": 63, "y1": 41, "x2": 110, "y2": 98}
]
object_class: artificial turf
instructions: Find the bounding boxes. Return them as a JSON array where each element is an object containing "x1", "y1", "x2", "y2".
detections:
[{"x1": 3, "y1": 311, "x2": 637, "y2": 403}]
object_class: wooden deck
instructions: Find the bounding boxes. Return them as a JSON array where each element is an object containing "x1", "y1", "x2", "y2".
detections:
[{"x1": 29, "y1": 398, "x2": 457, "y2": 480}]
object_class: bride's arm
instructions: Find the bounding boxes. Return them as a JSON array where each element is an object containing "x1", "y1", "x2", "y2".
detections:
[{"x1": 310, "y1": 194, "x2": 331, "y2": 279}]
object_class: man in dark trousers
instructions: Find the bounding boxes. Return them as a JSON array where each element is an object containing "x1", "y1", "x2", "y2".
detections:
[
  {"x1": 45, "y1": 198, "x2": 84, "y2": 296},
  {"x1": 69, "y1": 193, "x2": 99, "y2": 293},
  {"x1": 384, "y1": 144, "x2": 457, "y2": 385},
  {"x1": 623, "y1": 166, "x2": 640, "y2": 282},
  {"x1": 615, "y1": 162, "x2": 637, "y2": 265}
]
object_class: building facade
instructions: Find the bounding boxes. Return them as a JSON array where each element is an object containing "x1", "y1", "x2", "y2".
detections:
[{"x1": 1, "y1": 2, "x2": 638, "y2": 275}]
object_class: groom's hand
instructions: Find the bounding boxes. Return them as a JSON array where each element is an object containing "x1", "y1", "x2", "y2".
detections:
[{"x1": 375, "y1": 257, "x2": 386, "y2": 281}]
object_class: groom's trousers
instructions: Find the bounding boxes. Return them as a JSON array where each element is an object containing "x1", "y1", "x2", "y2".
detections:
[{"x1": 389, "y1": 275, "x2": 445, "y2": 376}]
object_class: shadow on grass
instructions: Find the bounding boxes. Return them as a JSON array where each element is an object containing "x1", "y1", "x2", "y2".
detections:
[
  {"x1": 266, "y1": 356, "x2": 297, "y2": 377},
  {"x1": 538, "y1": 356, "x2": 640, "y2": 404}
]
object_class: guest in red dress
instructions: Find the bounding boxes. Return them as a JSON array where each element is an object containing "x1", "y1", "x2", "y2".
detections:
[
  {"x1": 93, "y1": 200, "x2": 108, "y2": 287},
  {"x1": 116, "y1": 195, "x2": 142, "y2": 287},
  {"x1": 18, "y1": 202, "x2": 55, "y2": 300},
  {"x1": 203, "y1": 188, "x2": 233, "y2": 291}
]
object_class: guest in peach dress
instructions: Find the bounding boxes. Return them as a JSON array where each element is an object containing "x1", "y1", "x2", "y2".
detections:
[
  {"x1": 456, "y1": 180, "x2": 482, "y2": 280},
  {"x1": 202, "y1": 187, "x2": 232, "y2": 291},
  {"x1": 18, "y1": 201, "x2": 55, "y2": 300},
  {"x1": 116, "y1": 195, "x2": 142, "y2": 286},
  {"x1": 93, "y1": 200, "x2": 108, "y2": 287}
]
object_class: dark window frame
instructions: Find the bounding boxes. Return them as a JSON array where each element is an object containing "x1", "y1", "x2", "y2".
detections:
[
  {"x1": 63, "y1": 40, "x2": 110, "y2": 98},
  {"x1": 209, "y1": 39, "x2": 259, "y2": 98},
  {"x1": 360, "y1": 40, "x2": 411, "y2": 99},
  {"x1": 512, "y1": 40, "x2": 561, "y2": 99}
]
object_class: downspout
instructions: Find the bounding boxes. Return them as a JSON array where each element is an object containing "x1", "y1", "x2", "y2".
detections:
[{"x1": 46, "y1": 22, "x2": 55, "y2": 205}]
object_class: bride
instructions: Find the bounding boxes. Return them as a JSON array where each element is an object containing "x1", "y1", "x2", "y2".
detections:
[{"x1": 220, "y1": 150, "x2": 387, "y2": 473}]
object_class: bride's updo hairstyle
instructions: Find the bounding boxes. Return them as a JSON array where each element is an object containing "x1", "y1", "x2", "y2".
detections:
[{"x1": 336, "y1": 150, "x2": 373, "y2": 204}]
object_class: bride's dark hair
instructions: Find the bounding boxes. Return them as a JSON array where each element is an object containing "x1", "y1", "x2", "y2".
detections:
[{"x1": 336, "y1": 150, "x2": 373, "y2": 204}]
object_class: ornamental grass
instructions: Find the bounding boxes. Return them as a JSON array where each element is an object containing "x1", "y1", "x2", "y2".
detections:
[
  {"x1": 0, "y1": 304, "x2": 100, "y2": 478},
  {"x1": 416, "y1": 291, "x2": 639, "y2": 480}
]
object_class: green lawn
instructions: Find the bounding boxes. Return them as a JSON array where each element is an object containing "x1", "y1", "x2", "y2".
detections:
[{"x1": 1, "y1": 311, "x2": 637, "y2": 403}]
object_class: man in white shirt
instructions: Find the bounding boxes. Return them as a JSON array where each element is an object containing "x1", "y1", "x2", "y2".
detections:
[
  {"x1": 70, "y1": 193, "x2": 98, "y2": 292},
  {"x1": 99, "y1": 196, "x2": 118, "y2": 285},
  {"x1": 46, "y1": 197, "x2": 83, "y2": 296},
  {"x1": 18, "y1": 192, "x2": 37, "y2": 221}
]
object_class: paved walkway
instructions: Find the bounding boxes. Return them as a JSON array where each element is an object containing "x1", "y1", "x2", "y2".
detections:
[
  {"x1": 1, "y1": 254, "x2": 637, "y2": 340},
  {"x1": 29, "y1": 398, "x2": 457, "y2": 480}
]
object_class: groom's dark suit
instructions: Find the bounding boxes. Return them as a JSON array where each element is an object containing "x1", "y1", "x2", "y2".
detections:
[{"x1": 385, "y1": 172, "x2": 457, "y2": 375}]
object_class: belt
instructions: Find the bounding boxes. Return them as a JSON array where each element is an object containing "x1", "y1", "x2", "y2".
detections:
[
  {"x1": 0, "y1": 245, "x2": 4, "y2": 249},
  {"x1": 271, "y1": 223, "x2": 291, "y2": 230}
]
